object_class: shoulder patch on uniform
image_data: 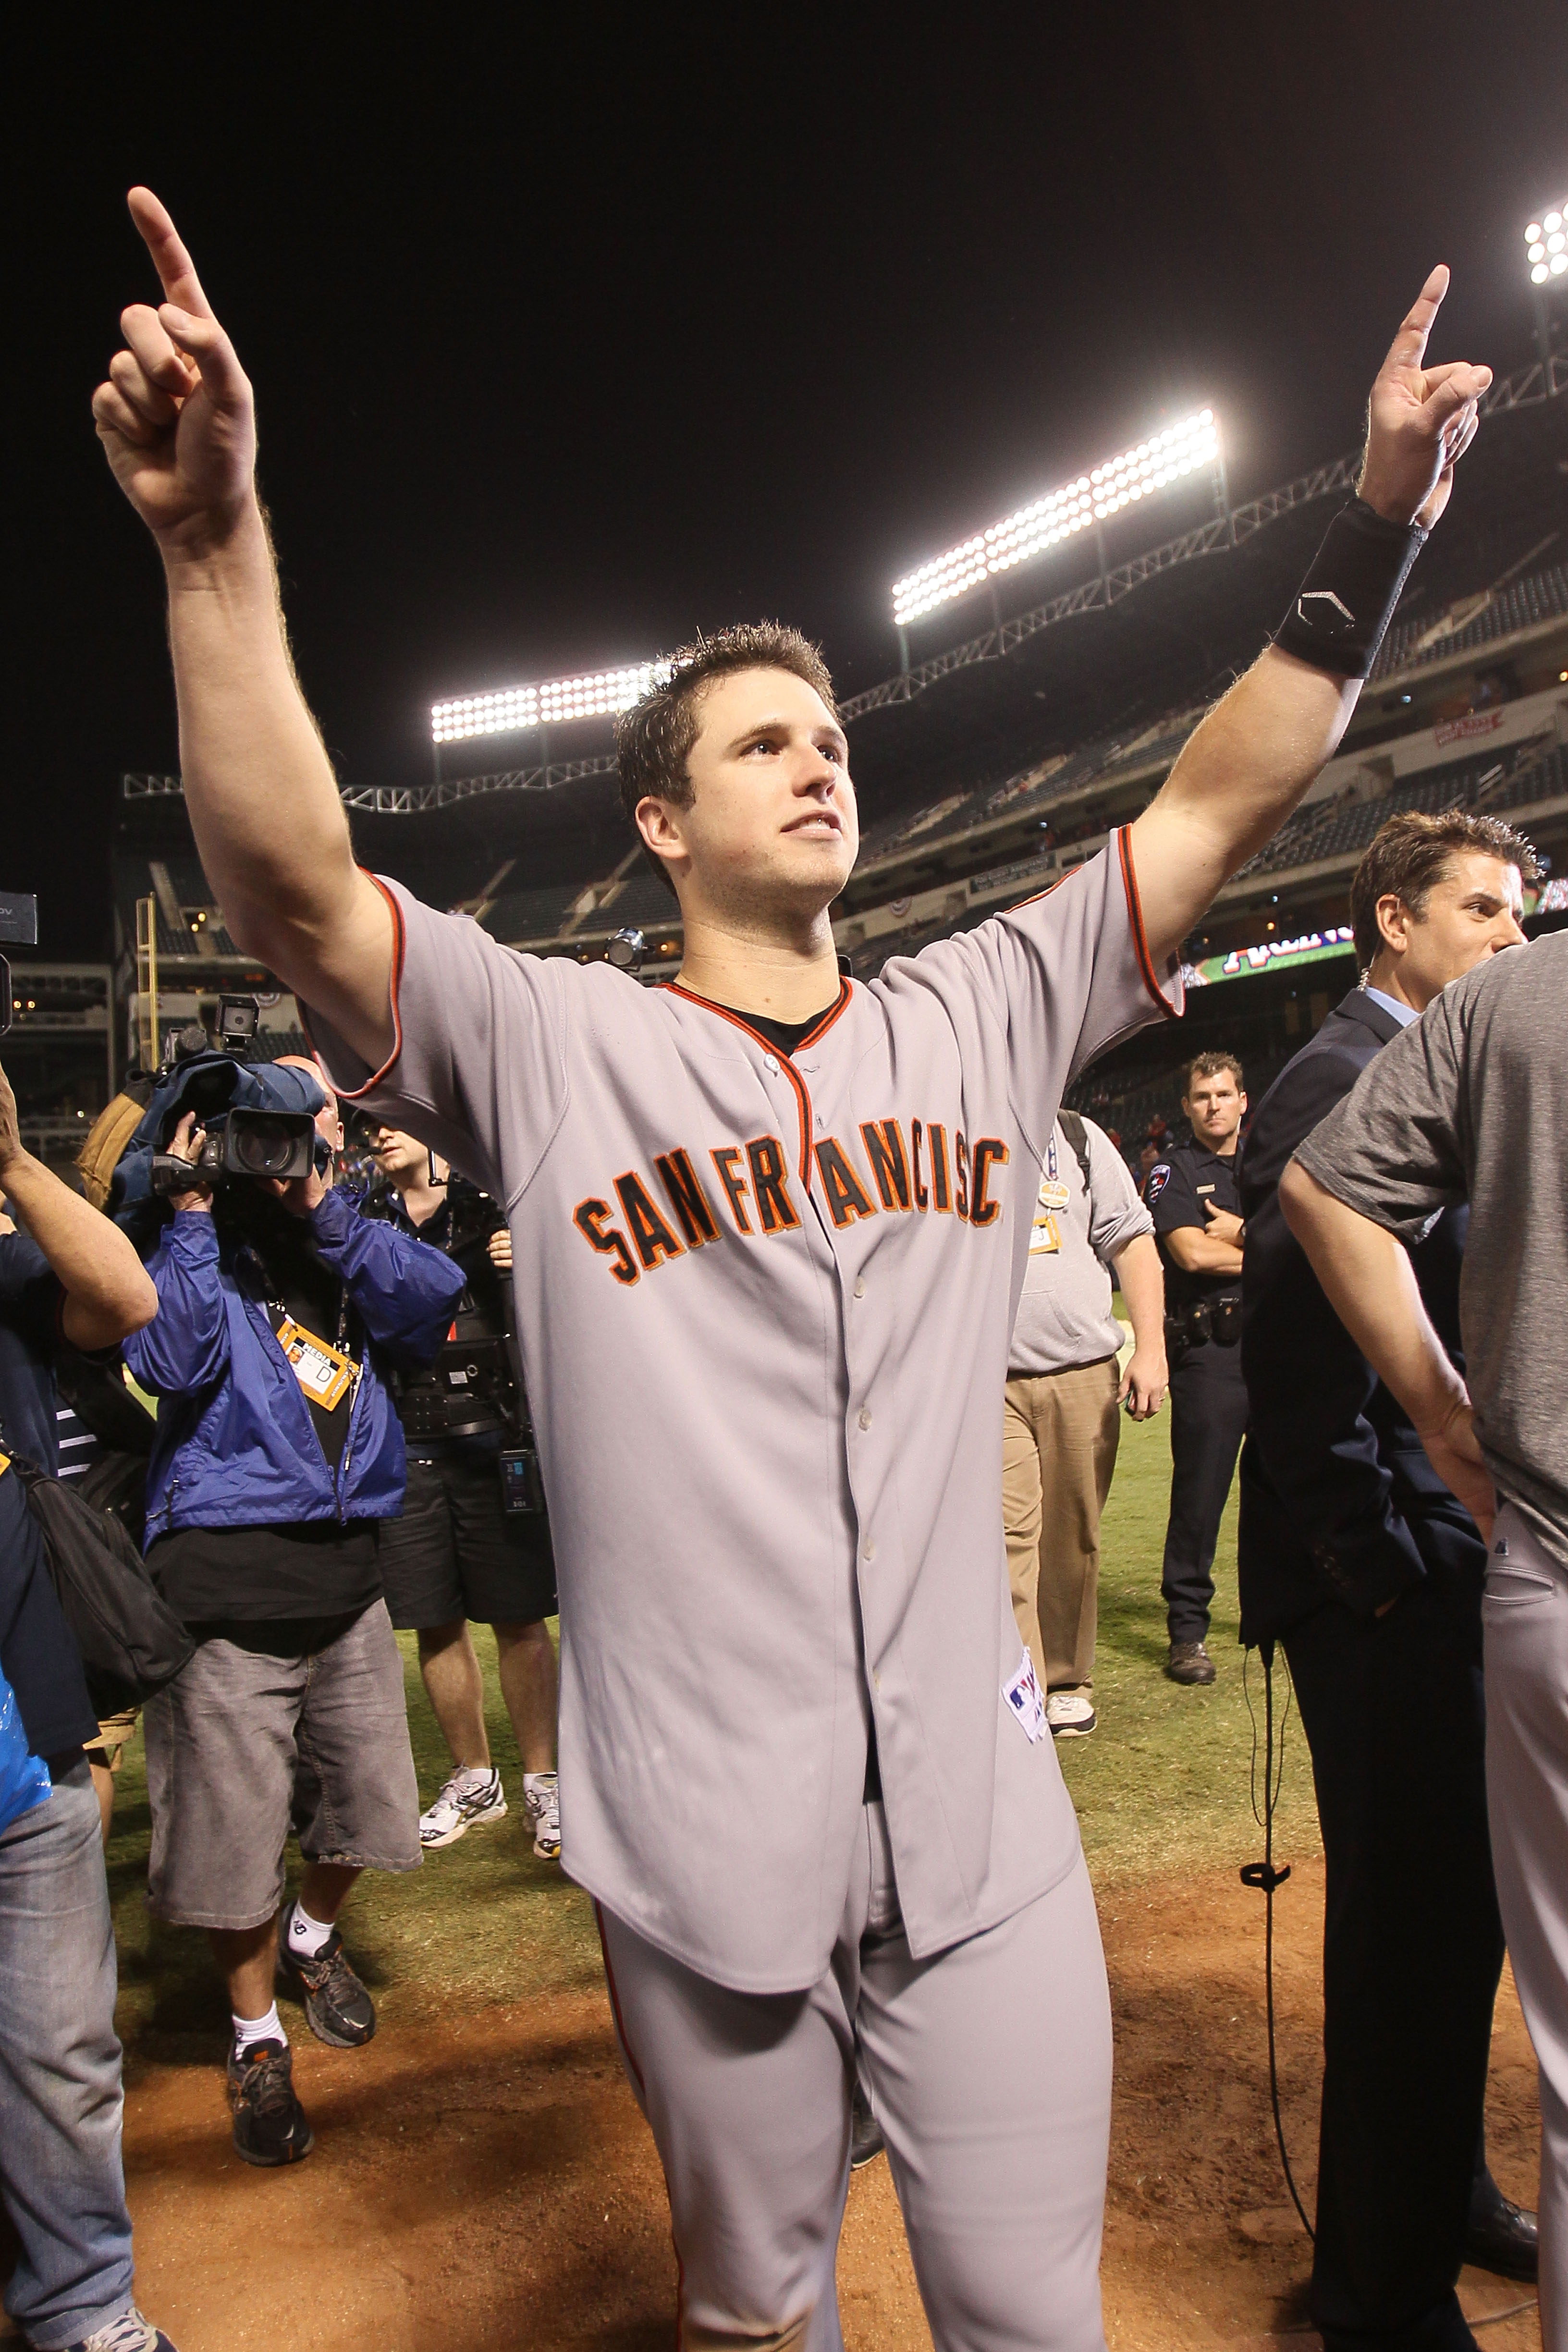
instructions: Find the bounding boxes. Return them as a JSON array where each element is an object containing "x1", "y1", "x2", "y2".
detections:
[{"x1": 1145, "y1": 1163, "x2": 1172, "y2": 1204}]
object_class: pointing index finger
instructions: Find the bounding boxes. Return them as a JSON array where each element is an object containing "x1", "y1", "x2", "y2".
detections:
[
  {"x1": 1383, "y1": 264, "x2": 1450, "y2": 375},
  {"x1": 127, "y1": 186, "x2": 217, "y2": 321}
]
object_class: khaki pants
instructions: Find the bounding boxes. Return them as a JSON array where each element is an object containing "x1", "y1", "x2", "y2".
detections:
[{"x1": 1003, "y1": 1360, "x2": 1121, "y2": 1692}]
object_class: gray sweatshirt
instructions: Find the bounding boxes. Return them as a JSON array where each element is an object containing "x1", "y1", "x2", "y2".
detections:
[{"x1": 1008, "y1": 1113, "x2": 1153, "y2": 1377}]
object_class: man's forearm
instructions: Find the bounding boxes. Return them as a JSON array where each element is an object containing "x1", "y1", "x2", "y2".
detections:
[
  {"x1": 164, "y1": 503, "x2": 354, "y2": 962},
  {"x1": 1130, "y1": 650, "x2": 1358, "y2": 959},
  {"x1": 1, "y1": 1152, "x2": 157, "y2": 1345},
  {"x1": 1163, "y1": 1228, "x2": 1244, "y2": 1277},
  {"x1": 1279, "y1": 1163, "x2": 1462, "y2": 1434},
  {"x1": 163, "y1": 516, "x2": 396, "y2": 1066},
  {"x1": 1112, "y1": 1234, "x2": 1165, "y2": 1353}
]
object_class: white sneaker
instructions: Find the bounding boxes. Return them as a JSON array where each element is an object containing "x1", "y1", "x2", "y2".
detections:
[
  {"x1": 419, "y1": 1767, "x2": 506, "y2": 1849},
  {"x1": 524, "y1": 1771, "x2": 561, "y2": 1860},
  {"x1": 1045, "y1": 1690, "x2": 1097, "y2": 1738},
  {"x1": 71, "y1": 2307, "x2": 179, "y2": 2352}
]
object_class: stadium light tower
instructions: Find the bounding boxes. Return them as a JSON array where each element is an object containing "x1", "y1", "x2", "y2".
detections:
[
  {"x1": 890, "y1": 407, "x2": 1221, "y2": 633},
  {"x1": 1524, "y1": 197, "x2": 1568, "y2": 370},
  {"x1": 430, "y1": 660, "x2": 668, "y2": 747}
]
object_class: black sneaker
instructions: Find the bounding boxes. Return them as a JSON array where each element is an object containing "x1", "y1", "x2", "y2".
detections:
[
  {"x1": 1167, "y1": 1640, "x2": 1217, "y2": 1686},
  {"x1": 276, "y1": 1899, "x2": 377, "y2": 2047},
  {"x1": 226, "y1": 2037, "x2": 313, "y2": 2168}
]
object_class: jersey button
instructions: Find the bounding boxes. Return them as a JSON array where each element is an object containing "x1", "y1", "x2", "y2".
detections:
[
  {"x1": 858, "y1": 1407, "x2": 873, "y2": 1431},
  {"x1": 762, "y1": 1053, "x2": 780, "y2": 1073},
  {"x1": 853, "y1": 1278, "x2": 866, "y2": 1299},
  {"x1": 863, "y1": 1537, "x2": 876, "y2": 1561}
]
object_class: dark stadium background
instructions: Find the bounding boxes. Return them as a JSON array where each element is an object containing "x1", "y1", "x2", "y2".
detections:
[{"x1": 11, "y1": 6, "x2": 1568, "y2": 960}]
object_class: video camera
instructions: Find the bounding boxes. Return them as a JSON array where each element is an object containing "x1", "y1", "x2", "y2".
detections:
[{"x1": 145, "y1": 1000, "x2": 326, "y2": 1197}]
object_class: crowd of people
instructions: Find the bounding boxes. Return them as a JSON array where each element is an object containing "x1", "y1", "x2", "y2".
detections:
[{"x1": 0, "y1": 186, "x2": 1562, "y2": 2352}]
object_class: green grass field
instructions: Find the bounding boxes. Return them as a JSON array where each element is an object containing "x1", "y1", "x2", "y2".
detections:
[{"x1": 104, "y1": 1405, "x2": 1321, "y2": 2062}]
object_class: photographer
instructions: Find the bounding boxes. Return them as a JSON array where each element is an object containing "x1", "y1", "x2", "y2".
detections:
[
  {"x1": 364, "y1": 1127, "x2": 559, "y2": 1859},
  {"x1": 0, "y1": 1061, "x2": 181, "y2": 2352},
  {"x1": 123, "y1": 1060, "x2": 463, "y2": 2169}
]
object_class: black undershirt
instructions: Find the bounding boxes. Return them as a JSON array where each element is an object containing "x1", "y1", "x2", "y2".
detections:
[{"x1": 737, "y1": 1004, "x2": 882, "y2": 1804}]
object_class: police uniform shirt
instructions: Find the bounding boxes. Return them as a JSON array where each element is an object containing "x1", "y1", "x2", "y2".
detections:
[
  {"x1": 1147, "y1": 1137, "x2": 1242, "y2": 1309},
  {"x1": 302, "y1": 835, "x2": 1182, "y2": 1994}
]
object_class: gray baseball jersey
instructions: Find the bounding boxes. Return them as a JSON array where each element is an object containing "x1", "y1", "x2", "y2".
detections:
[{"x1": 305, "y1": 831, "x2": 1180, "y2": 1992}]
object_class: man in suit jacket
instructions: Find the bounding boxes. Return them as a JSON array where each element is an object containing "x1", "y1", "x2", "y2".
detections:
[{"x1": 1238, "y1": 808, "x2": 1538, "y2": 2352}]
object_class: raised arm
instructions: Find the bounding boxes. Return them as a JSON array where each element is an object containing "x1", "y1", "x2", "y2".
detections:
[
  {"x1": 93, "y1": 189, "x2": 394, "y2": 1071},
  {"x1": 1128, "y1": 268, "x2": 1490, "y2": 965},
  {"x1": 0, "y1": 1062, "x2": 156, "y2": 1350}
]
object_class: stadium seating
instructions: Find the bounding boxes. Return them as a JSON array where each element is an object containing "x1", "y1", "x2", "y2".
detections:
[{"x1": 1372, "y1": 562, "x2": 1568, "y2": 684}]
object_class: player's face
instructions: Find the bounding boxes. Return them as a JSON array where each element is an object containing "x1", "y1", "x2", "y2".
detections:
[
  {"x1": 639, "y1": 668, "x2": 858, "y2": 921},
  {"x1": 1383, "y1": 853, "x2": 1527, "y2": 1008},
  {"x1": 1182, "y1": 1072, "x2": 1246, "y2": 1150}
]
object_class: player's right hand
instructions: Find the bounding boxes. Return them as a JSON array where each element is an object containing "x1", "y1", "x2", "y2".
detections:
[{"x1": 92, "y1": 189, "x2": 257, "y2": 556}]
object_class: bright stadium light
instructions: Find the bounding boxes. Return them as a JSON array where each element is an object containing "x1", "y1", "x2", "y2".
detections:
[
  {"x1": 891, "y1": 407, "x2": 1220, "y2": 628},
  {"x1": 1524, "y1": 202, "x2": 1568, "y2": 285},
  {"x1": 431, "y1": 660, "x2": 669, "y2": 745}
]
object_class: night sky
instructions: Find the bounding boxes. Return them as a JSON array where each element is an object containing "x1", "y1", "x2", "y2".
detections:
[{"x1": 14, "y1": 7, "x2": 1568, "y2": 955}]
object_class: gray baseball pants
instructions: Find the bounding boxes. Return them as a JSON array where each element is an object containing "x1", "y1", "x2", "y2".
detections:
[
  {"x1": 1482, "y1": 1502, "x2": 1568, "y2": 2352},
  {"x1": 597, "y1": 1801, "x2": 1112, "y2": 2351}
]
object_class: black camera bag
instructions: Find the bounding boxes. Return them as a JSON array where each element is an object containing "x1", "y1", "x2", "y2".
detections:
[{"x1": 5, "y1": 1447, "x2": 194, "y2": 1715}]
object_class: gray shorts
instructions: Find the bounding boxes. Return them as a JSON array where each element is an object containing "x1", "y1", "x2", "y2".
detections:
[{"x1": 143, "y1": 1600, "x2": 421, "y2": 1930}]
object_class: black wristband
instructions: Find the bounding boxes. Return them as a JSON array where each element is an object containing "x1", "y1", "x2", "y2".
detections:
[{"x1": 1273, "y1": 496, "x2": 1427, "y2": 680}]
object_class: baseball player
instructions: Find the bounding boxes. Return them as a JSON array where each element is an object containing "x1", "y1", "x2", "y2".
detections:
[{"x1": 93, "y1": 188, "x2": 1488, "y2": 2350}]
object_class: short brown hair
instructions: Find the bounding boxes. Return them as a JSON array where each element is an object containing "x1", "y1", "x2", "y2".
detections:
[
  {"x1": 1184, "y1": 1051, "x2": 1244, "y2": 1095},
  {"x1": 615, "y1": 623, "x2": 838, "y2": 895},
  {"x1": 1349, "y1": 807, "x2": 1540, "y2": 967}
]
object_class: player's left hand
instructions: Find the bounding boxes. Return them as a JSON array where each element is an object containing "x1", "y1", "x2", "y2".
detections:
[
  {"x1": 487, "y1": 1226, "x2": 514, "y2": 1272},
  {"x1": 1118, "y1": 1348, "x2": 1168, "y2": 1419},
  {"x1": 1356, "y1": 267, "x2": 1490, "y2": 531},
  {"x1": 1417, "y1": 1391, "x2": 1496, "y2": 1544}
]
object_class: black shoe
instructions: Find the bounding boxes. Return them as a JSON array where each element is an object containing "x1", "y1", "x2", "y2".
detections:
[
  {"x1": 276, "y1": 1900, "x2": 377, "y2": 2047},
  {"x1": 1465, "y1": 2190, "x2": 1538, "y2": 2281},
  {"x1": 1167, "y1": 1640, "x2": 1216, "y2": 1686},
  {"x1": 226, "y1": 2037, "x2": 314, "y2": 2168},
  {"x1": 850, "y1": 2076, "x2": 885, "y2": 2170}
]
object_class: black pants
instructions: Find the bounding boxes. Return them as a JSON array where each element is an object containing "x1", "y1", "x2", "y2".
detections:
[
  {"x1": 1159, "y1": 1338, "x2": 1248, "y2": 1642},
  {"x1": 1282, "y1": 1522, "x2": 1503, "y2": 2352}
]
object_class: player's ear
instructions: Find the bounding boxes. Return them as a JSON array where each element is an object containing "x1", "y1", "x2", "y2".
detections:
[{"x1": 636, "y1": 795, "x2": 689, "y2": 882}]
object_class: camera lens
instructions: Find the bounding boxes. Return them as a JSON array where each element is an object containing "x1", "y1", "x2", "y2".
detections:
[{"x1": 231, "y1": 1115, "x2": 300, "y2": 1176}]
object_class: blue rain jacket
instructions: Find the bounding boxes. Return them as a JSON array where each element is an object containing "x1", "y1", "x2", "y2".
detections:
[{"x1": 125, "y1": 1187, "x2": 466, "y2": 1539}]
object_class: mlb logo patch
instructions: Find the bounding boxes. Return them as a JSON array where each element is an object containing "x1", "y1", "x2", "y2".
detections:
[{"x1": 1003, "y1": 1653, "x2": 1046, "y2": 1744}]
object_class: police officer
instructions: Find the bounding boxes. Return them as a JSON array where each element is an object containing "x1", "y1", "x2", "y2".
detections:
[
  {"x1": 1148, "y1": 1051, "x2": 1248, "y2": 1684},
  {"x1": 364, "y1": 1127, "x2": 561, "y2": 1861}
]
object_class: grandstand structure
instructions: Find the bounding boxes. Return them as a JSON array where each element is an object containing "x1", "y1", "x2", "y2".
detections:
[{"x1": 95, "y1": 360, "x2": 1568, "y2": 1149}]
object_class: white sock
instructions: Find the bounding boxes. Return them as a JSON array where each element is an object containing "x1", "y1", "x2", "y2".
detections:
[
  {"x1": 233, "y1": 2002, "x2": 284, "y2": 2054},
  {"x1": 524, "y1": 1770, "x2": 557, "y2": 1794},
  {"x1": 286, "y1": 1899, "x2": 334, "y2": 1959},
  {"x1": 455, "y1": 1763, "x2": 496, "y2": 1790}
]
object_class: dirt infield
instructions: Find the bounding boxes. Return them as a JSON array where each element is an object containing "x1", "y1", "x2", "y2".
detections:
[{"x1": 22, "y1": 1855, "x2": 1539, "y2": 2352}]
